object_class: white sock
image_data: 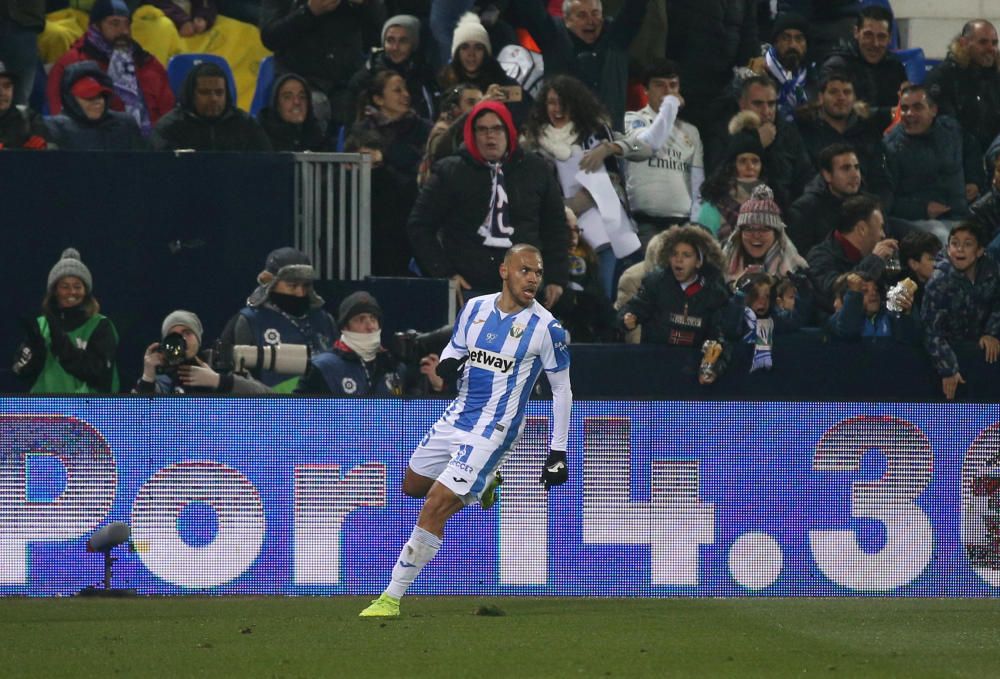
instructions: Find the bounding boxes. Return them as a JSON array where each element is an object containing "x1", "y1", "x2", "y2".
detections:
[{"x1": 385, "y1": 526, "x2": 442, "y2": 599}]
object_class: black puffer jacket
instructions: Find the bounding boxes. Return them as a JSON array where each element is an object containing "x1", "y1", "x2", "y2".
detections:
[
  {"x1": 787, "y1": 173, "x2": 843, "y2": 256},
  {"x1": 260, "y1": 0, "x2": 385, "y2": 125},
  {"x1": 970, "y1": 187, "x2": 1000, "y2": 243},
  {"x1": 926, "y1": 46, "x2": 1000, "y2": 158},
  {"x1": 151, "y1": 62, "x2": 272, "y2": 151},
  {"x1": 806, "y1": 230, "x2": 887, "y2": 312},
  {"x1": 407, "y1": 101, "x2": 569, "y2": 290},
  {"x1": 46, "y1": 61, "x2": 145, "y2": 151},
  {"x1": 617, "y1": 224, "x2": 730, "y2": 347},
  {"x1": 821, "y1": 39, "x2": 907, "y2": 125},
  {"x1": 664, "y1": 0, "x2": 758, "y2": 123}
]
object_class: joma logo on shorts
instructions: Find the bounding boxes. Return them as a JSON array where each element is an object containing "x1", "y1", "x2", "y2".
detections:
[{"x1": 469, "y1": 349, "x2": 514, "y2": 373}]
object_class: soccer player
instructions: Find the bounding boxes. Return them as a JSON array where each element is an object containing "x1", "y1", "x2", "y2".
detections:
[{"x1": 359, "y1": 244, "x2": 573, "y2": 618}]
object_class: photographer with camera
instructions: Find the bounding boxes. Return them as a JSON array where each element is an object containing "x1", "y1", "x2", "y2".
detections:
[
  {"x1": 135, "y1": 310, "x2": 271, "y2": 394},
  {"x1": 13, "y1": 248, "x2": 119, "y2": 394},
  {"x1": 220, "y1": 247, "x2": 338, "y2": 392},
  {"x1": 295, "y1": 291, "x2": 446, "y2": 396}
]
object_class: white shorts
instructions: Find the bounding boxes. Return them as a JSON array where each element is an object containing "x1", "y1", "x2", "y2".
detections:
[{"x1": 408, "y1": 420, "x2": 513, "y2": 505}]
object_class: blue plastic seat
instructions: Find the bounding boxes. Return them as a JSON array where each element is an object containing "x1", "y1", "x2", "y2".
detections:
[
  {"x1": 249, "y1": 55, "x2": 275, "y2": 117},
  {"x1": 894, "y1": 47, "x2": 927, "y2": 85},
  {"x1": 166, "y1": 54, "x2": 238, "y2": 103}
]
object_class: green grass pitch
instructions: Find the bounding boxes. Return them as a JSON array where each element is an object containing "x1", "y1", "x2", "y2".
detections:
[{"x1": 2, "y1": 596, "x2": 997, "y2": 677}]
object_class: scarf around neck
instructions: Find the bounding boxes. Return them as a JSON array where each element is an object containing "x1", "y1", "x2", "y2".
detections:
[
  {"x1": 536, "y1": 122, "x2": 578, "y2": 161},
  {"x1": 764, "y1": 45, "x2": 807, "y2": 123},
  {"x1": 85, "y1": 25, "x2": 152, "y2": 136},
  {"x1": 476, "y1": 161, "x2": 514, "y2": 248},
  {"x1": 742, "y1": 307, "x2": 774, "y2": 372}
]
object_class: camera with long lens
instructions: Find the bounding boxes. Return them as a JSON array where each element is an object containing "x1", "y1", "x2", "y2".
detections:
[
  {"x1": 391, "y1": 326, "x2": 452, "y2": 365},
  {"x1": 156, "y1": 332, "x2": 189, "y2": 374},
  {"x1": 211, "y1": 342, "x2": 311, "y2": 376}
]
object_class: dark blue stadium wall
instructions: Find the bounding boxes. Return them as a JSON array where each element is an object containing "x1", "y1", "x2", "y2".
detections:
[{"x1": 2, "y1": 152, "x2": 296, "y2": 391}]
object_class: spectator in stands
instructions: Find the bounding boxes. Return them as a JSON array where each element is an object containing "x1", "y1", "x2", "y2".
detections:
[
  {"x1": 151, "y1": 62, "x2": 272, "y2": 151},
  {"x1": 550, "y1": 207, "x2": 617, "y2": 342},
  {"x1": 795, "y1": 72, "x2": 892, "y2": 205},
  {"x1": 623, "y1": 59, "x2": 704, "y2": 248},
  {"x1": 0, "y1": 59, "x2": 47, "y2": 150},
  {"x1": 825, "y1": 270, "x2": 918, "y2": 343},
  {"x1": 882, "y1": 85, "x2": 976, "y2": 242},
  {"x1": 352, "y1": 69, "x2": 431, "y2": 179},
  {"x1": 926, "y1": 20, "x2": 1000, "y2": 168},
  {"x1": 151, "y1": 0, "x2": 217, "y2": 37},
  {"x1": 436, "y1": 13, "x2": 528, "y2": 122},
  {"x1": 922, "y1": 220, "x2": 1000, "y2": 400},
  {"x1": 972, "y1": 153, "x2": 1000, "y2": 259},
  {"x1": 777, "y1": 1, "x2": 860, "y2": 64},
  {"x1": 821, "y1": 5, "x2": 907, "y2": 128},
  {"x1": 408, "y1": 100, "x2": 569, "y2": 307},
  {"x1": 260, "y1": 0, "x2": 385, "y2": 131},
  {"x1": 418, "y1": 81, "x2": 483, "y2": 184},
  {"x1": 12, "y1": 248, "x2": 119, "y2": 393},
  {"x1": 615, "y1": 229, "x2": 669, "y2": 344},
  {"x1": 787, "y1": 143, "x2": 862, "y2": 254},
  {"x1": 721, "y1": 184, "x2": 808, "y2": 288},
  {"x1": 257, "y1": 73, "x2": 331, "y2": 151},
  {"x1": 0, "y1": 0, "x2": 42, "y2": 107},
  {"x1": 47, "y1": 0, "x2": 174, "y2": 135},
  {"x1": 697, "y1": 129, "x2": 767, "y2": 240},
  {"x1": 349, "y1": 14, "x2": 437, "y2": 120},
  {"x1": 46, "y1": 62, "x2": 145, "y2": 150},
  {"x1": 509, "y1": 0, "x2": 648, "y2": 128},
  {"x1": 618, "y1": 224, "x2": 730, "y2": 384},
  {"x1": 714, "y1": 75, "x2": 813, "y2": 204},
  {"x1": 135, "y1": 310, "x2": 271, "y2": 394},
  {"x1": 898, "y1": 230, "x2": 941, "y2": 317},
  {"x1": 521, "y1": 74, "x2": 647, "y2": 299},
  {"x1": 345, "y1": 130, "x2": 418, "y2": 276},
  {"x1": 295, "y1": 291, "x2": 439, "y2": 395},
  {"x1": 220, "y1": 247, "x2": 338, "y2": 392},
  {"x1": 722, "y1": 271, "x2": 799, "y2": 373},
  {"x1": 664, "y1": 0, "x2": 758, "y2": 130},
  {"x1": 807, "y1": 193, "x2": 898, "y2": 312},
  {"x1": 758, "y1": 12, "x2": 812, "y2": 122}
]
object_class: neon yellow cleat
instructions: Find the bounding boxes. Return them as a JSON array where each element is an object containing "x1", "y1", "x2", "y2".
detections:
[
  {"x1": 359, "y1": 593, "x2": 400, "y2": 618},
  {"x1": 480, "y1": 472, "x2": 503, "y2": 510}
]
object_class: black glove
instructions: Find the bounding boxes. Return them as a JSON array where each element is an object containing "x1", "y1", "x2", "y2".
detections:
[
  {"x1": 45, "y1": 315, "x2": 74, "y2": 360},
  {"x1": 19, "y1": 317, "x2": 45, "y2": 355},
  {"x1": 539, "y1": 450, "x2": 568, "y2": 490},
  {"x1": 436, "y1": 355, "x2": 468, "y2": 381}
]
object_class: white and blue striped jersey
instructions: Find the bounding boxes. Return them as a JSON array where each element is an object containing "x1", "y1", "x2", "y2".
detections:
[{"x1": 438, "y1": 293, "x2": 571, "y2": 451}]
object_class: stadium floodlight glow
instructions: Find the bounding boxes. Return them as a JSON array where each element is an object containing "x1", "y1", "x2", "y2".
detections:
[{"x1": 78, "y1": 522, "x2": 136, "y2": 597}]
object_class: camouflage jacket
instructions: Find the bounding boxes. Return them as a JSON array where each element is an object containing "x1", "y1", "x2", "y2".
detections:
[{"x1": 920, "y1": 255, "x2": 1000, "y2": 376}]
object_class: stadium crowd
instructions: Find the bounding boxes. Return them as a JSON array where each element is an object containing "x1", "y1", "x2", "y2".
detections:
[{"x1": 5, "y1": 0, "x2": 1000, "y2": 400}]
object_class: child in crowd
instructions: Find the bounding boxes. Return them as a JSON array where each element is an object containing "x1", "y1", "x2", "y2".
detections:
[
  {"x1": 775, "y1": 278, "x2": 797, "y2": 313},
  {"x1": 618, "y1": 224, "x2": 730, "y2": 384},
  {"x1": 922, "y1": 221, "x2": 1000, "y2": 400},
  {"x1": 551, "y1": 208, "x2": 617, "y2": 342},
  {"x1": 724, "y1": 272, "x2": 799, "y2": 372},
  {"x1": 899, "y1": 230, "x2": 942, "y2": 316},
  {"x1": 827, "y1": 271, "x2": 918, "y2": 343}
]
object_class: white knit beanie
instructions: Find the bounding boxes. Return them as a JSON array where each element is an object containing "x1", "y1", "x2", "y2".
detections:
[{"x1": 451, "y1": 12, "x2": 491, "y2": 57}]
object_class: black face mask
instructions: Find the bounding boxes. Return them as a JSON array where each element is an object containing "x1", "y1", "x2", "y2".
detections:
[{"x1": 271, "y1": 291, "x2": 310, "y2": 316}]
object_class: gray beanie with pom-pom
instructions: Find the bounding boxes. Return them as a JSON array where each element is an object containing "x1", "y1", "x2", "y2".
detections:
[{"x1": 47, "y1": 248, "x2": 93, "y2": 293}]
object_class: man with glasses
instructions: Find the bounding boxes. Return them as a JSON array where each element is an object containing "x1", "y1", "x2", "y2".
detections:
[{"x1": 408, "y1": 100, "x2": 570, "y2": 309}]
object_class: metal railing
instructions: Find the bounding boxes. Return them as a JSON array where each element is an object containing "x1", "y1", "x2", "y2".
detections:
[{"x1": 292, "y1": 153, "x2": 372, "y2": 280}]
